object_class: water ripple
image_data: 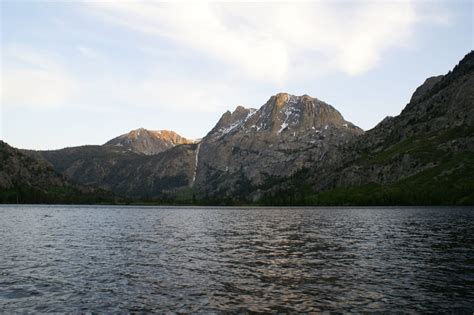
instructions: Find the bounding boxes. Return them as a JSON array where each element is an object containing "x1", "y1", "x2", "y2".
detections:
[{"x1": 0, "y1": 205, "x2": 473, "y2": 312}]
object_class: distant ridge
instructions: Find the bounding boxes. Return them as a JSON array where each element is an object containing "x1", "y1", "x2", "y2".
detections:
[{"x1": 0, "y1": 141, "x2": 111, "y2": 203}]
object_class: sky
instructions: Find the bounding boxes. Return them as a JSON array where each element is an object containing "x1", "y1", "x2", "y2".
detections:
[{"x1": 1, "y1": 0, "x2": 472, "y2": 150}]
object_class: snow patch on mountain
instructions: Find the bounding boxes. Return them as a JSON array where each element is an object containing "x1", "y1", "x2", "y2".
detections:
[{"x1": 217, "y1": 108, "x2": 257, "y2": 137}]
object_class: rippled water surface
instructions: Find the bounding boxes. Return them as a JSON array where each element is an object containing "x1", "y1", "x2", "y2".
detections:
[{"x1": 0, "y1": 205, "x2": 473, "y2": 312}]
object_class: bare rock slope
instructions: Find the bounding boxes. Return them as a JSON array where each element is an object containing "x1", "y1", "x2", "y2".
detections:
[
  {"x1": 105, "y1": 128, "x2": 194, "y2": 155},
  {"x1": 194, "y1": 93, "x2": 363, "y2": 199}
]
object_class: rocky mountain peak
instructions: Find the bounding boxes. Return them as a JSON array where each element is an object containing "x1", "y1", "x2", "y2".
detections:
[
  {"x1": 256, "y1": 93, "x2": 362, "y2": 135},
  {"x1": 206, "y1": 106, "x2": 257, "y2": 139},
  {"x1": 206, "y1": 93, "x2": 363, "y2": 140},
  {"x1": 104, "y1": 128, "x2": 193, "y2": 155},
  {"x1": 455, "y1": 50, "x2": 474, "y2": 71},
  {"x1": 410, "y1": 75, "x2": 444, "y2": 103},
  {"x1": 408, "y1": 51, "x2": 473, "y2": 105},
  {"x1": 196, "y1": 92, "x2": 365, "y2": 197},
  {"x1": 400, "y1": 50, "x2": 474, "y2": 128},
  {"x1": 273, "y1": 92, "x2": 291, "y2": 108}
]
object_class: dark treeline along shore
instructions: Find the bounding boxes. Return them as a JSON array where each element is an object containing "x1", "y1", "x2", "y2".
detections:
[{"x1": 1, "y1": 51, "x2": 473, "y2": 206}]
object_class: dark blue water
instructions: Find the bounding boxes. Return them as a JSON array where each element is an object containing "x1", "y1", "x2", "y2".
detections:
[{"x1": 0, "y1": 205, "x2": 473, "y2": 312}]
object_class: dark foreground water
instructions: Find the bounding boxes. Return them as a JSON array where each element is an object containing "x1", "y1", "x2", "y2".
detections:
[{"x1": 0, "y1": 206, "x2": 473, "y2": 312}]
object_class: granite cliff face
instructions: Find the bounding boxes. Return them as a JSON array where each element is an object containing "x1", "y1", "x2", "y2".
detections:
[
  {"x1": 194, "y1": 93, "x2": 363, "y2": 199},
  {"x1": 105, "y1": 128, "x2": 194, "y2": 155}
]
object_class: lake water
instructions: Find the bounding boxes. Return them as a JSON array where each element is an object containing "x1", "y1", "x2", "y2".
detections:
[{"x1": 0, "y1": 205, "x2": 473, "y2": 312}]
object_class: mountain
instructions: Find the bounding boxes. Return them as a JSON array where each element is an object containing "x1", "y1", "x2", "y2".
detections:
[
  {"x1": 104, "y1": 128, "x2": 194, "y2": 155},
  {"x1": 16, "y1": 51, "x2": 473, "y2": 205},
  {"x1": 24, "y1": 144, "x2": 198, "y2": 201},
  {"x1": 23, "y1": 93, "x2": 362, "y2": 202},
  {"x1": 20, "y1": 129, "x2": 199, "y2": 201},
  {"x1": 194, "y1": 93, "x2": 363, "y2": 199},
  {"x1": 262, "y1": 51, "x2": 474, "y2": 205},
  {"x1": 0, "y1": 141, "x2": 111, "y2": 203}
]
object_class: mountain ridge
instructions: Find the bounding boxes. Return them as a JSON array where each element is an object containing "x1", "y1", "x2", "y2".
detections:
[
  {"x1": 0, "y1": 141, "x2": 112, "y2": 203},
  {"x1": 7, "y1": 51, "x2": 473, "y2": 205},
  {"x1": 19, "y1": 91, "x2": 363, "y2": 201},
  {"x1": 260, "y1": 51, "x2": 474, "y2": 205}
]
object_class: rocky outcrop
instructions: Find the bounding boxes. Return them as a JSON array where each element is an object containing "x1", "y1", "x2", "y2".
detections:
[
  {"x1": 409, "y1": 75, "x2": 443, "y2": 103},
  {"x1": 104, "y1": 128, "x2": 194, "y2": 155}
]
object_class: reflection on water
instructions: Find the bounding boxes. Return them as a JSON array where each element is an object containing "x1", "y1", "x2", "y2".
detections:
[{"x1": 0, "y1": 206, "x2": 473, "y2": 312}]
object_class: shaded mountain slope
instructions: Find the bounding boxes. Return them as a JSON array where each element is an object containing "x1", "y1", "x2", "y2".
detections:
[
  {"x1": 262, "y1": 51, "x2": 474, "y2": 205},
  {"x1": 27, "y1": 144, "x2": 199, "y2": 200},
  {"x1": 0, "y1": 141, "x2": 111, "y2": 203}
]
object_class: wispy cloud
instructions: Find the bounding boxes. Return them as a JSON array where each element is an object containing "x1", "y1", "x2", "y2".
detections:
[
  {"x1": 1, "y1": 1, "x2": 451, "y2": 115},
  {"x1": 84, "y1": 1, "x2": 448, "y2": 82}
]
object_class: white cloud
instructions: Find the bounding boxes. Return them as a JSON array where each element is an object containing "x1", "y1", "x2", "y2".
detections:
[
  {"x1": 335, "y1": 2, "x2": 417, "y2": 75},
  {"x1": 0, "y1": 1, "x2": 450, "y2": 114},
  {"x1": 1, "y1": 45, "x2": 77, "y2": 109},
  {"x1": 84, "y1": 1, "x2": 446, "y2": 82},
  {"x1": 0, "y1": 1, "x2": 448, "y2": 111}
]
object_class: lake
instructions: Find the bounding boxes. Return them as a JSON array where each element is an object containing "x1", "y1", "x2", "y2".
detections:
[{"x1": 0, "y1": 205, "x2": 473, "y2": 312}]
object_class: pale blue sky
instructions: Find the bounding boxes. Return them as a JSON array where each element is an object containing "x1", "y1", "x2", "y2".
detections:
[{"x1": 1, "y1": 0, "x2": 472, "y2": 150}]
